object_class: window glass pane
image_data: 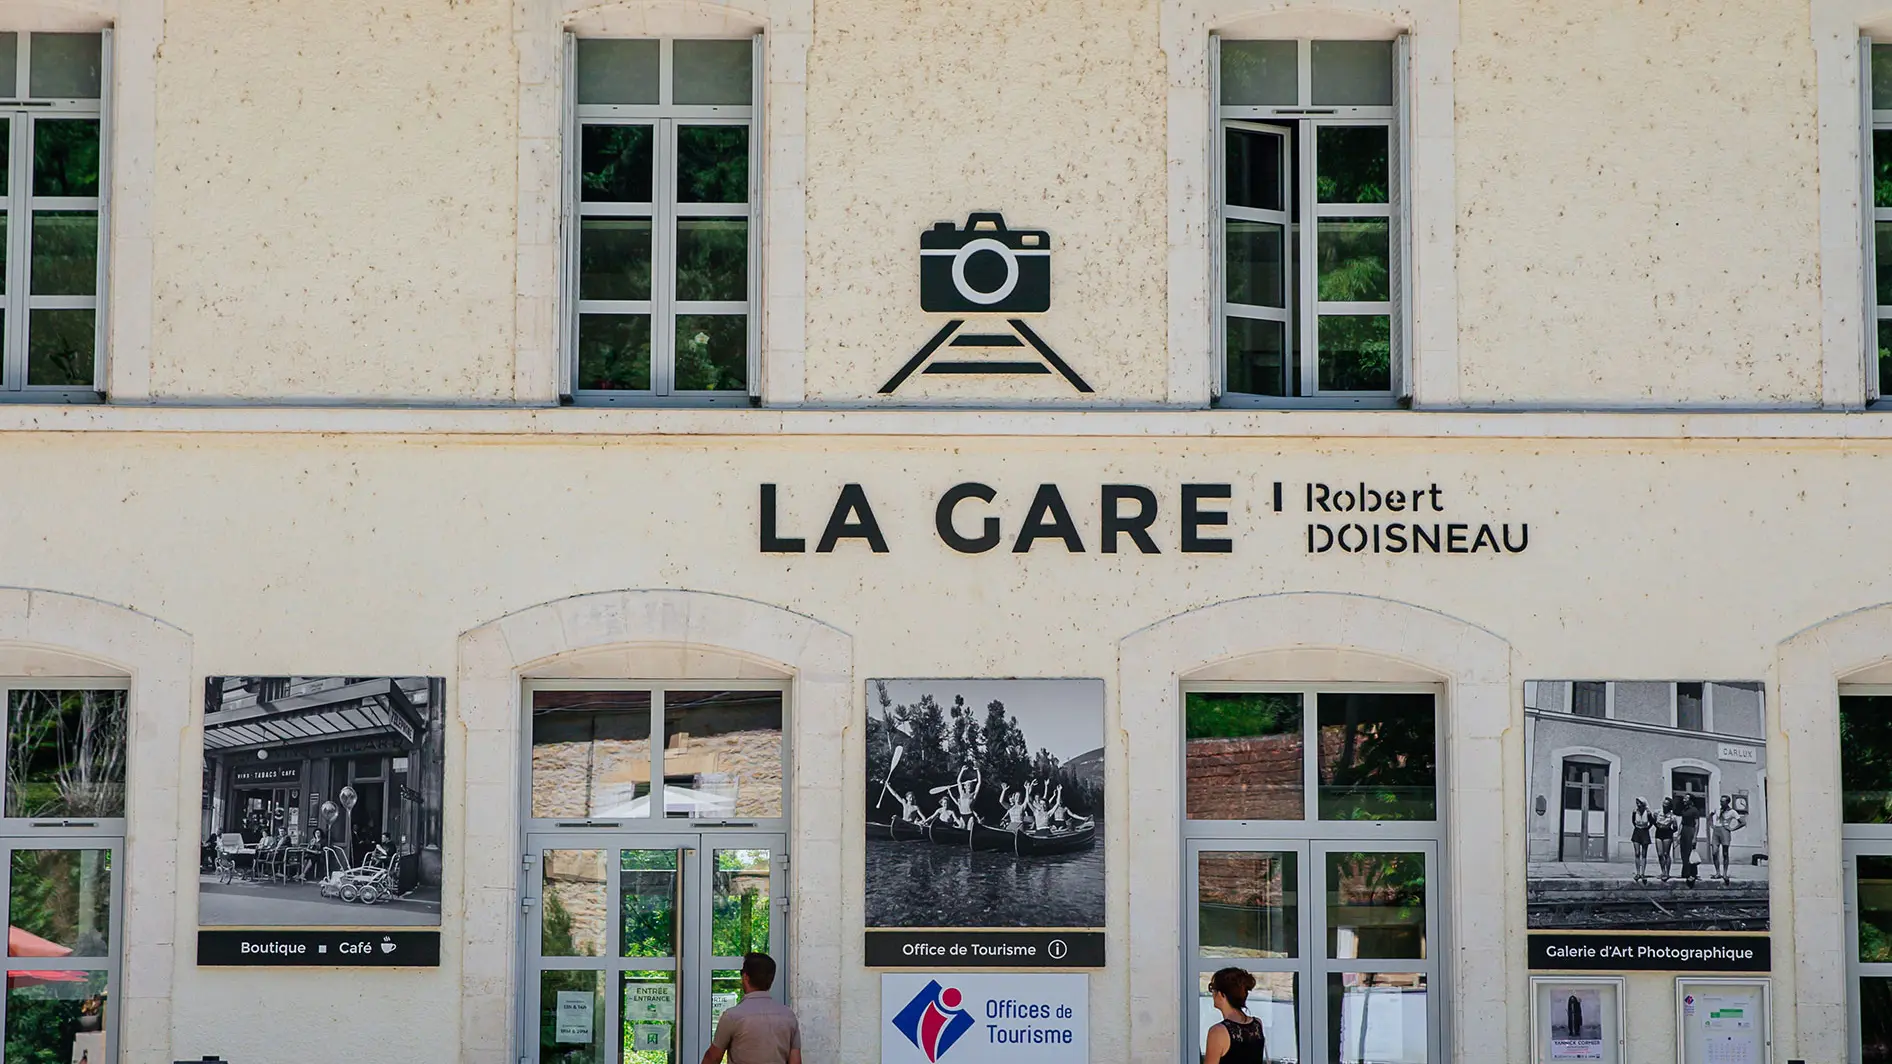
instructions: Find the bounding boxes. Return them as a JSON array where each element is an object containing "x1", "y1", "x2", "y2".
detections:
[
  {"x1": 529, "y1": 690, "x2": 652, "y2": 817},
  {"x1": 1865, "y1": 975, "x2": 1892, "y2": 1064},
  {"x1": 0, "y1": 34, "x2": 16, "y2": 98},
  {"x1": 676, "y1": 218, "x2": 748, "y2": 302},
  {"x1": 1197, "y1": 970, "x2": 1298, "y2": 1062},
  {"x1": 1311, "y1": 40, "x2": 1394, "y2": 107},
  {"x1": 620, "y1": 848, "x2": 679, "y2": 958},
  {"x1": 1317, "y1": 220, "x2": 1389, "y2": 303},
  {"x1": 660, "y1": 690, "x2": 781, "y2": 816},
  {"x1": 1185, "y1": 692, "x2": 1303, "y2": 819},
  {"x1": 540, "y1": 849, "x2": 607, "y2": 957},
  {"x1": 26, "y1": 309, "x2": 94, "y2": 388},
  {"x1": 1219, "y1": 40, "x2": 1297, "y2": 106},
  {"x1": 623, "y1": 970, "x2": 679, "y2": 1063},
  {"x1": 1571, "y1": 682, "x2": 1606, "y2": 718},
  {"x1": 1316, "y1": 693, "x2": 1434, "y2": 819},
  {"x1": 1316, "y1": 315, "x2": 1392, "y2": 393},
  {"x1": 1842, "y1": 695, "x2": 1892, "y2": 823},
  {"x1": 1225, "y1": 126, "x2": 1286, "y2": 211},
  {"x1": 30, "y1": 211, "x2": 96, "y2": 295},
  {"x1": 1226, "y1": 316, "x2": 1288, "y2": 397},
  {"x1": 1326, "y1": 850, "x2": 1426, "y2": 959},
  {"x1": 539, "y1": 969, "x2": 606, "y2": 1063},
  {"x1": 5, "y1": 970, "x2": 108, "y2": 1064},
  {"x1": 4, "y1": 690, "x2": 125, "y2": 817},
  {"x1": 581, "y1": 124, "x2": 654, "y2": 203},
  {"x1": 1197, "y1": 850, "x2": 1297, "y2": 958},
  {"x1": 1877, "y1": 130, "x2": 1892, "y2": 209},
  {"x1": 1876, "y1": 44, "x2": 1892, "y2": 111},
  {"x1": 0, "y1": 214, "x2": 8, "y2": 294},
  {"x1": 32, "y1": 119, "x2": 99, "y2": 198},
  {"x1": 677, "y1": 126, "x2": 748, "y2": 204},
  {"x1": 674, "y1": 39, "x2": 752, "y2": 106},
  {"x1": 711, "y1": 969, "x2": 742, "y2": 1032},
  {"x1": 575, "y1": 38, "x2": 659, "y2": 105},
  {"x1": 0, "y1": 117, "x2": 7, "y2": 199},
  {"x1": 576, "y1": 314, "x2": 653, "y2": 392},
  {"x1": 712, "y1": 848, "x2": 771, "y2": 955},
  {"x1": 1676, "y1": 682, "x2": 1704, "y2": 731},
  {"x1": 9, "y1": 849, "x2": 110, "y2": 958},
  {"x1": 1227, "y1": 221, "x2": 1287, "y2": 307},
  {"x1": 1860, "y1": 855, "x2": 1892, "y2": 962},
  {"x1": 1326, "y1": 972, "x2": 1427, "y2": 1064},
  {"x1": 674, "y1": 315, "x2": 748, "y2": 392},
  {"x1": 579, "y1": 218, "x2": 653, "y2": 302},
  {"x1": 26, "y1": 33, "x2": 100, "y2": 99},
  {"x1": 1880, "y1": 319, "x2": 1892, "y2": 398},
  {"x1": 1317, "y1": 126, "x2": 1388, "y2": 204},
  {"x1": 1879, "y1": 220, "x2": 1892, "y2": 306}
]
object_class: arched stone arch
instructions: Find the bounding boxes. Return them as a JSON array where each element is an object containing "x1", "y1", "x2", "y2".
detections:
[
  {"x1": 1120, "y1": 591, "x2": 1513, "y2": 1061},
  {"x1": 512, "y1": 0, "x2": 812, "y2": 403},
  {"x1": 1774, "y1": 599, "x2": 1892, "y2": 1060},
  {"x1": 0, "y1": 587, "x2": 190, "y2": 1061},
  {"x1": 456, "y1": 588, "x2": 849, "y2": 1064}
]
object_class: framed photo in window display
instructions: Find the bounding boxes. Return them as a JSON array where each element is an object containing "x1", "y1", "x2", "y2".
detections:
[
  {"x1": 1524, "y1": 681, "x2": 1768, "y2": 935},
  {"x1": 1529, "y1": 976, "x2": 1624, "y2": 1064},
  {"x1": 198, "y1": 677, "x2": 445, "y2": 929}
]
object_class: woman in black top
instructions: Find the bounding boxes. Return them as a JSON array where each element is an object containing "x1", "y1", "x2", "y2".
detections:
[{"x1": 1203, "y1": 967, "x2": 1267, "y2": 1064}]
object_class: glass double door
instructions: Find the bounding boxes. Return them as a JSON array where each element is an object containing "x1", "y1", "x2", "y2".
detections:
[
  {"x1": 0, "y1": 838, "x2": 121, "y2": 1064},
  {"x1": 1187, "y1": 839, "x2": 1438, "y2": 1064},
  {"x1": 525, "y1": 833, "x2": 784, "y2": 1064}
]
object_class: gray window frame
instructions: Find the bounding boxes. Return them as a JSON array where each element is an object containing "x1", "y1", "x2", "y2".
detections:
[
  {"x1": 561, "y1": 34, "x2": 763, "y2": 406},
  {"x1": 1212, "y1": 35, "x2": 1411, "y2": 408},
  {"x1": 0, "y1": 677, "x2": 129, "y2": 1064},
  {"x1": 0, "y1": 30, "x2": 110, "y2": 402},
  {"x1": 1180, "y1": 680, "x2": 1447, "y2": 1063}
]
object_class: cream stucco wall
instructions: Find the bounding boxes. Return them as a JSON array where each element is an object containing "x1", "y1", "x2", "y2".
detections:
[{"x1": 0, "y1": 430, "x2": 1879, "y2": 1060}]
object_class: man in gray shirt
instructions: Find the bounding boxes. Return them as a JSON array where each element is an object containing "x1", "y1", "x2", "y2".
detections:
[{"x1": 702, "y1": 952, "x2": 801, "y2": 1064}]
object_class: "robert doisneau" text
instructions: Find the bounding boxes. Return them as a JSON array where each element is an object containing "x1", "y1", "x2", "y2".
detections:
[{"x1": 1303, "y1": 480, "x2": 1528, "y2": 555}]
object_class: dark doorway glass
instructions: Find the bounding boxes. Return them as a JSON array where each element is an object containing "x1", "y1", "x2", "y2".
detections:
[
  {"x1": 1316, "y1": 694, "x2": 1436, "y2": 821},
  {"x1": 1842, "y1": 696, "x2": 1892, "y2": 823}
]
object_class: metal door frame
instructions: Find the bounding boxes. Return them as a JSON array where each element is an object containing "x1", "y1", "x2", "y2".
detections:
[
  {"x1": 521, "y1": 830, "x2": 787, "y2": 1063},
  {"x1": 0, "y1": 836, "x2": 124, "y2": 1064},
  {"x1": 1185, "y1": 837, "x2": 1440, "y2": 1064}
]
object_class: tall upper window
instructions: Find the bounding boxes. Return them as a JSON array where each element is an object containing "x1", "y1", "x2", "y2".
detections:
[
  {"x1": 1215, "y1": 37, "x2": 1407, "y2": 405},
  {"x1": 0, "y1": 32, "x2": 106, "y2": 400},
  {"x1": 566, "y1": 37, "x2": 759, "y2": 404}
]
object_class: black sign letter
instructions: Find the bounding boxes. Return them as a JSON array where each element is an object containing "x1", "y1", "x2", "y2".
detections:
[
  {"x1": 936, "y1": 483, "x2": 1001, "y2": 554},
  {"x1": 816, "y1": 484, "x2": 889, "y2": 553},
  {"x1": 1181, "y1": 484, "x2": 1233, "y2": 553},
  {"x1": 759, "y1": 484, "x2": 806, "y2": 553},
  {"x1": 1013, "y1": 484, "x2": 1085, "y2": 553},
  {"x1": 1100, "y1": 485, "x2": 1159, "y2": 554}
]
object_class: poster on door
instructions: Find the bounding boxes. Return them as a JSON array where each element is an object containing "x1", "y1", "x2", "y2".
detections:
[
  {"x1": 864, "y1": 680, "x2": 1105, "y2": 966},
  {"x1": 1523, "y1": 681, "x2": 1768, "y2": 947},
  {"x1": 881, "y1": 973, "x2": 1087, "y2": 1064},
  {"x1": 198, "y1": 677, "x2": 446, "y2": 934}
]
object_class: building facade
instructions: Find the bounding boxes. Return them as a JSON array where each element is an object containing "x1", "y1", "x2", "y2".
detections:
[{"x1": 6, "y1": 0, "x2": 1892, "y2": 1062}]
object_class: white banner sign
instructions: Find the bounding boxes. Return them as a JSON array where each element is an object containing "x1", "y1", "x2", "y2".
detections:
[{"x1": 882, "y1": 973, "x2": 1087, "y2": 1064}]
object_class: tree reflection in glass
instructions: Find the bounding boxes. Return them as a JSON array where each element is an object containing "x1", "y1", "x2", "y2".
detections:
[
  {"x1": 1316, "y1": 693, "x2": 1435, "y2": 821},
  {"x1": 1326, "y1": 851, "x2": 1426, "y2": 960},
  {"x1": 4, "y1": 690, "x2": 125, "y2": 819},
  {"x1": 1185, "y1": 692, "x2": 1303, "y2": 820}
]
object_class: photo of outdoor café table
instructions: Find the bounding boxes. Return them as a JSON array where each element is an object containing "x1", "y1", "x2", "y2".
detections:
[{"x1": 199, "y1": 677, "x2": 445, "y2": 927}]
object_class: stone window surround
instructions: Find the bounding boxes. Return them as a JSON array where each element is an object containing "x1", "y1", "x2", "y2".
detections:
[
  {"x1": 514, "y1": 0, "x2": 812, "y2": 405},
  {"x1": 0, "y1": 587, "x2": 190, "y2": 1062},
  {"x1": 455, "y1": 589, "x2": 850, "y2": 1064},
  {"x1": 1164, "y1": 0, "x2": 1459, "y2": 406},
  {"x1": 2, "y1": 1, "x2": 159, "y2": 402},
  {"x1": 1119, "y1": 591, "x2": 1512, "y2": 1061},
  {"x1": 1815, "y1": 3, "x2": 1892, "y2": 407}
]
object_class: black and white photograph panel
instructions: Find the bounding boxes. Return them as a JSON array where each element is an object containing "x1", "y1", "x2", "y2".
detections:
[
  {"x1": 199, "y1": 677, "x2": 446, "y2": 927},
  {"x1": 1524, "y1": 680, "x2": 1768, "y2": 932},
  {"x1": 865, "y1": 678, "x2": 1105, "y2": 930}
]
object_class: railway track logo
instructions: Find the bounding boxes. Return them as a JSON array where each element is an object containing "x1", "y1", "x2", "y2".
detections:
[{"x1": 891, "y1": 979, "x2": 975, "y2": 1061}]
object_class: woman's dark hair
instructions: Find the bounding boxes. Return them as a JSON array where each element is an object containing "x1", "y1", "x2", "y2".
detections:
[{"x1": 1209, "y1": 967, "x2": 1255, "y2": 1010}]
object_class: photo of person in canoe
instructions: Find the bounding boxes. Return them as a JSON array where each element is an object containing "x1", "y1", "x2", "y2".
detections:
[{"x1": 865, "y1": 679, "x2": 1105, "y2": 930}]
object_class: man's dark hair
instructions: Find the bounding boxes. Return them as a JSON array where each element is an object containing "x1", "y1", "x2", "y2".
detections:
[{"x1": 741, "y1": 951, "x2": 777, "y2": 991}]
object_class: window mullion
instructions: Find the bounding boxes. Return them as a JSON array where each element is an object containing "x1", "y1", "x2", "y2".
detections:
[
  {"x1": 5, "y1": 113, "x2": 30, "y2": 391},
  {"x1": 1297, "y1": 118, "x2": 1318, "y2": 397},
  {"x1": 655, "y1": 118, "x2": 678, "y2": 396}
]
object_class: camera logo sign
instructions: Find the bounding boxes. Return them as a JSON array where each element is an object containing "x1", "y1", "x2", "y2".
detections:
[{"x1": 880, "y1": 212, "x2": 1092, "y2": 394}]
